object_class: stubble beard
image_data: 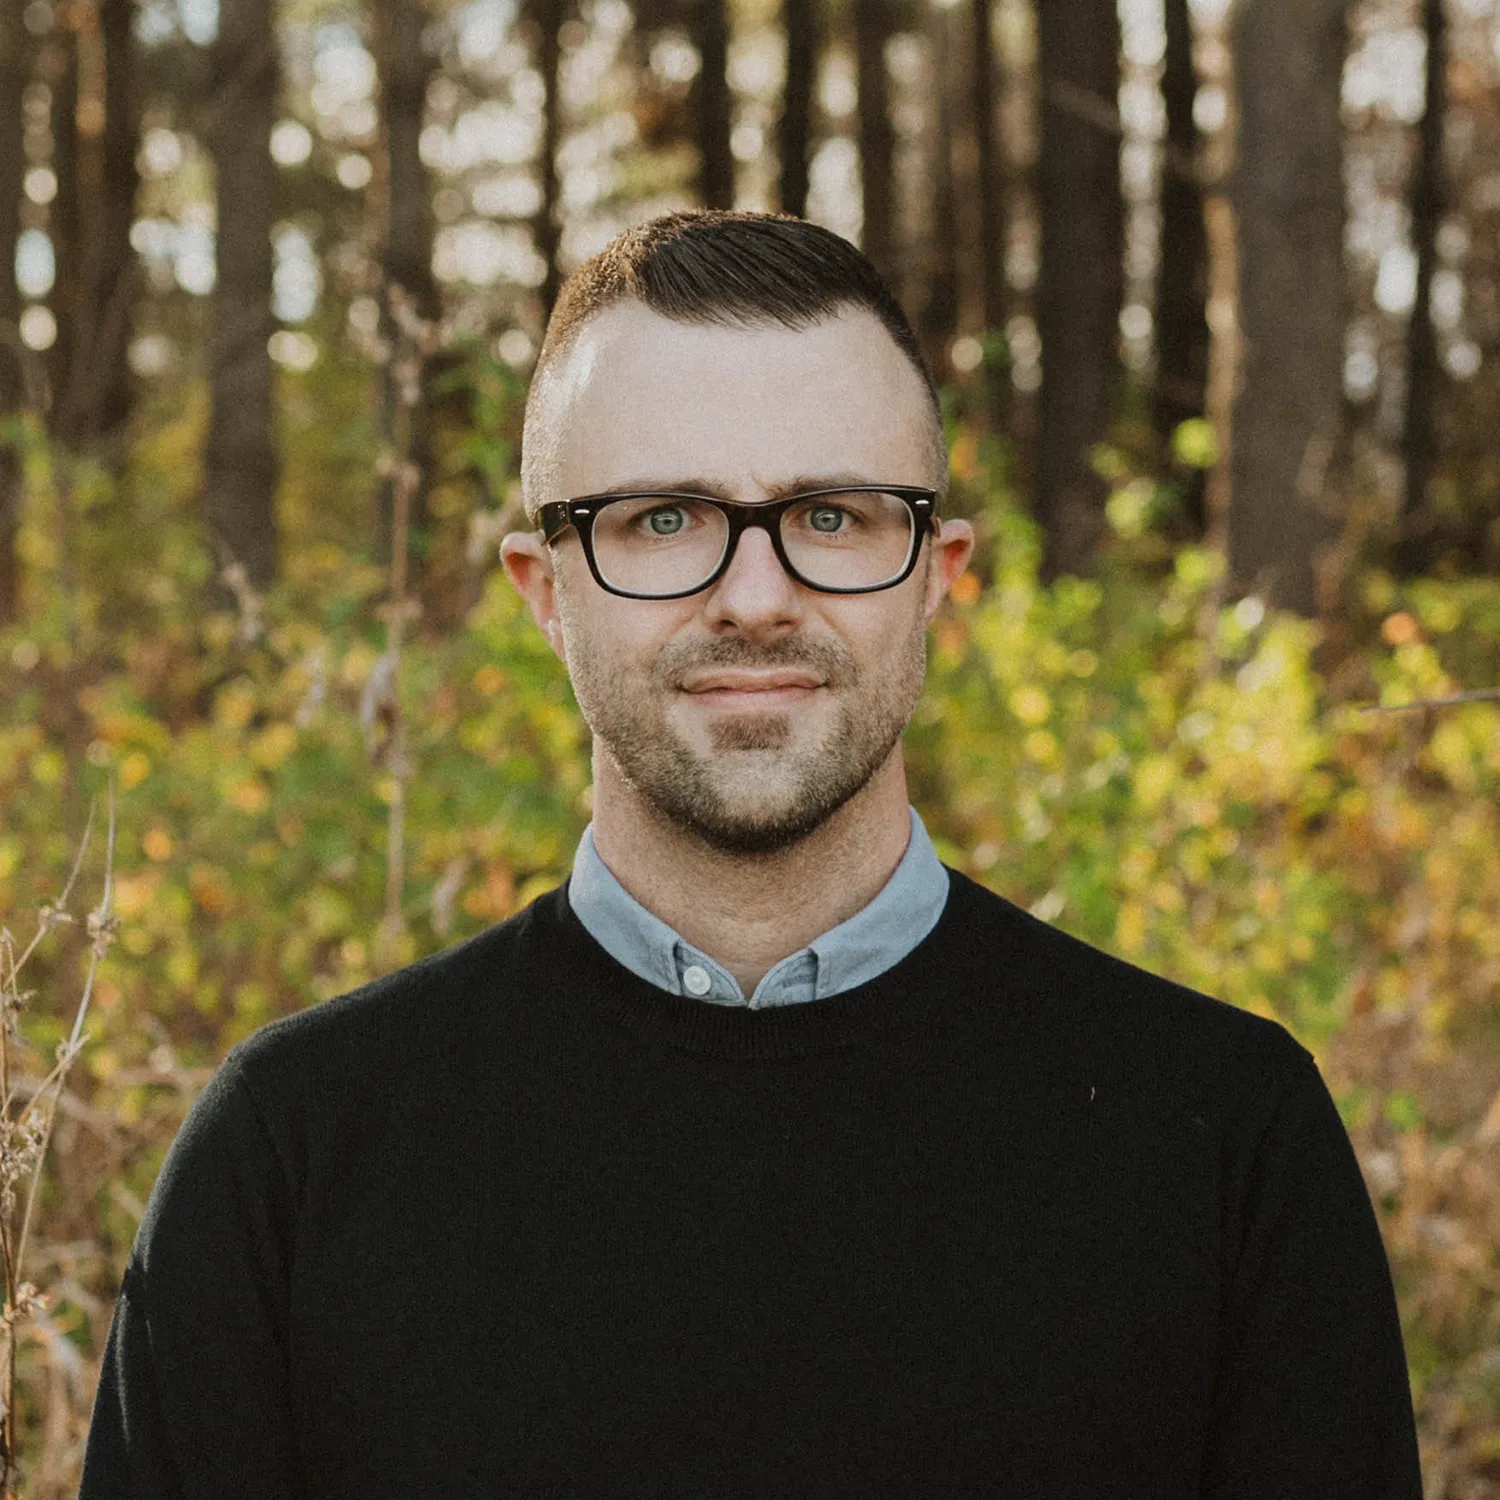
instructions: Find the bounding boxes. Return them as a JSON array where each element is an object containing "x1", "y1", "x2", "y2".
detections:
[{"x1": 568, "y1": 620, "x2": 929, "y2": 856}]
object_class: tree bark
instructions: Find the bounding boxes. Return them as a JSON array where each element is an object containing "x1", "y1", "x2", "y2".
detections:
[
  {"x1": 1230, "y1": 0, "x2": 1346, "y2": 614},
  {"x1": 1035, "y1": 0, "x2": 1124, "y2": 577},
  {"x1": 1154, "y1": 0, "x2": 1208, "y2": 529},
  {"x1": 374, "y1": 0, "x2": 439, "y2": 568},
  {"x1": 0, "y1": 4, "x2": 24, "y2": 623},
  {"x1": 692, "y1": 0, "x2": 733, "y2": 209},
  {"x1": 917, "y1": 2, "x2": 960, "y2": 385},
  {"x1": 779, "y1": 0, "x2": 815, "y2": 218},
  {"x1": 528, "y1": 0, "x2": 564, "y2": 318},
  {"x1": 56, "y1": 0, "x2": 139, "y2": 444},
  {"x1": 47, "y1": 20, "x2": 80, "y2": 431},
  {"x1": 1397, "y1": 0, "x2": 1446, "y2": 575},
  {"x1": 972, "y1": 0, "x2": 1004, "y2": 334},
  {"x1": 853, "y1": 0, "x2": 896, "y2": 289},
  {"x1": 205, "y1": 0, "x2": 279, "y2": 590}
]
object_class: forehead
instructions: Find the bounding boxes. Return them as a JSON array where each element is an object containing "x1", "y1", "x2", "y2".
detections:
[{"x1": 535, "y1": 300, "x2": 937, "y2": 501}]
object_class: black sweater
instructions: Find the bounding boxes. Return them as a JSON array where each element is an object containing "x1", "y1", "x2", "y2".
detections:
[{"x1": 81, "y1": 872, "x2": 1421, "y2": 1498}]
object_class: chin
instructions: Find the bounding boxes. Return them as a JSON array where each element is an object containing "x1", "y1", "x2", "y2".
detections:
[
  {"x1": 706, "y1": 714, "x2": 795, "y2": 754},
  {"x1": 676, "y1": 808, "x2": 833, "y2": 857},
  {"x1": 660, "y1": 766, "x2": 864, "y2": 857}
]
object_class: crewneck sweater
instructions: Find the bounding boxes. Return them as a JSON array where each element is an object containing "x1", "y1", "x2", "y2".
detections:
[
  {"x1": 567, "y1": 806, "x2": 948, "y2": 1005},
  {"x1": 81, "y1": 873, "x2": 1421, "y2": 1499}
]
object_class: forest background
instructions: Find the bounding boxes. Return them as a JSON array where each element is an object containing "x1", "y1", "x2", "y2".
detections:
[{"x1": 0, "y1": 0, "x2": 1497, "y2": 1494}]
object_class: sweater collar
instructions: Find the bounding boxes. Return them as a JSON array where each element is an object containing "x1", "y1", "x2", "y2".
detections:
[
  {"x1": 545, "y1": 866, "x2": 990, "y2": 1062},
  {"x1": 567, "y1": 808, "x2": 949, "y2": 1007}
]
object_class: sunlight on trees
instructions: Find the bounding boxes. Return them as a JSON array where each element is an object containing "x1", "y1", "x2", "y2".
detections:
[{"x1": 0, "y1": 0, "x2": 1496, "y2": 1493}]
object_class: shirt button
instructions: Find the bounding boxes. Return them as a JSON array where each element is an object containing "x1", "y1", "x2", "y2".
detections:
[{"x1": 682, "y1": 965, "x2": 712, "y2": 997}]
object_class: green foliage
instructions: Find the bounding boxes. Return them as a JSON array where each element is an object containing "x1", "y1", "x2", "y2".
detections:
[
  {"x1": 916, "y1": 531, "x2": 1353, "y2": 1042},
  {"x1": 0, "y1": 380, "x2": 1498, "y2": 1488},
  {"x1": 3, "y1": 581, "x2": 588, "y2": 1057},
  {"x1": 1, "y1": 375, "x2": 1496, "y2": 1075}
]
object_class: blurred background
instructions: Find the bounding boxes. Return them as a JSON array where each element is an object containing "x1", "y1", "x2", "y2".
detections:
[{"x1": 0, "y1": 0, "x2": 1497, "y2": 1494}]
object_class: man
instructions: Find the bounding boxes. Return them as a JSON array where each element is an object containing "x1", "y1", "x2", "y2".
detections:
[{"x1": 82, "y1": 212, "x2": 1421, "y2": 1497}]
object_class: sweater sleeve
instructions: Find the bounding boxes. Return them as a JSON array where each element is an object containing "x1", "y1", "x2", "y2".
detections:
[
  {"x1": 79, "y1": 1057, "x2": 303, "y2": 1499},
  {"x1": 1201, "y1": 1053, "x2": 1423, "y2": 1499}
]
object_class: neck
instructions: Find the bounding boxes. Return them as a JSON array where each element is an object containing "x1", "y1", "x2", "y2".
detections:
[{"x1": 589, "y1": 751, "x2": 914, "y2": 993}]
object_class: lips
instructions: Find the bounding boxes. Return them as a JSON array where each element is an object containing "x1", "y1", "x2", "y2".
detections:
[
  {"x1": 677, "y1": 670, "x2": 824, "y2": 714},
  {"x1": 680, "y1": 670, "x2": 823, "y2": 694}
]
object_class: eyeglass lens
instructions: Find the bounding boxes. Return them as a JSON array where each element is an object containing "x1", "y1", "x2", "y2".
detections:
[{"x1": 588, "y1": 493, "x2": 917, "y2": 596}]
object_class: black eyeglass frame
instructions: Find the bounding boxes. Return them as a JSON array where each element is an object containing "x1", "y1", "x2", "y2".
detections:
[{"x1": 537, "y1": 486, "x2": 941, "y2": 601}]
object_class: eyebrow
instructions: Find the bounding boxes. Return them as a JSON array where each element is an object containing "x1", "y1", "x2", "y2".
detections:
[{"x1": 578, "y1": 472, "x2": 901, "y2": 503}]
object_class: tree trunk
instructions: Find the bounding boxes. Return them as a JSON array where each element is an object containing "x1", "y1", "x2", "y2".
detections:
[
  {"x1": 853, "y1": 0, "x2": 896, "y2": 288},
  {"x1": 374, "y1": 0, "x2": 439, "y2": 569},
  {"x1": 1230, "y1": 0, "x2": 1346, "y2": 615},
  {"x1": 1035, "y1": 0, "x2": 1124, "y2": 577},
  {"x1": 47, "y1": 20, "x2": 80, "y2": 430},
  {"x1": 1154, "y1": 0, "x2": 1208, "y2": 530},
  {"x1": 972, "y1": 0, "x2": 1004, "y2": 334},
  {"x1": 0, "y1": 4, "x2": 24, "y2": 623},
  {"x1": 205, "y1": 0, "x2": 279, "y2": 591},
  {"x1": 692, "y1": 0, "x2": 733, "y2": 209},
  {"x1": 917, "y1": 2, "x2": 960, "y2": 384},
  {"x1": 529, "y1": 0, "x2": 564, "y2": 318},
  {"x1": 779, "y1": 0, "x2": 815, "y2": 218},
  {"x1": 1397, "y1": 0, "x2": 1446, "y2": 575},
  {"x1": 56, "y1": 0, "x2": 139, "y2": 444}
]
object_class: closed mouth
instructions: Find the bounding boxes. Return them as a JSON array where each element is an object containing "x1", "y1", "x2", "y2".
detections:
[{"x1": 679, "y1": 671, "x2": 823, "y2": 694}]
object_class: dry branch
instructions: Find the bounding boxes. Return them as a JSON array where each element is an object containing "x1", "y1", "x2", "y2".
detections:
[{"x1": 0, "y1": 785, "x2": 115, "y2": 1498}]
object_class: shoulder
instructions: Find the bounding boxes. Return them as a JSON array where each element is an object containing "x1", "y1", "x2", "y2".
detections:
[
  {"x1": 940, "y1": 869, "x2": 1311, "y2": 1102},
  {"x1": 130, "y1": 887, "x2": 572, "y2": 1277},
  {"x1": 221, "y1": 882, "x2": 570, "y2": 1113}
]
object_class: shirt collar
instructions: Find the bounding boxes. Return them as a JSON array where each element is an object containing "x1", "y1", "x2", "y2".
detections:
[{"x1": 567, "y1": 808, "x2": 949, "y2": 1009}]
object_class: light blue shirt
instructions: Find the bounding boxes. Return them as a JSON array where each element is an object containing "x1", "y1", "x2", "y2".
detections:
[{"x1": 567, "y1": 807, "x2": 950, "y2": 1008}]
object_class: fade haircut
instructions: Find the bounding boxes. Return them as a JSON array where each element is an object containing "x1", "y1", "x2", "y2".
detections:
[{"x1": 521, "y1": 210, "x2": 945, "y2": 514}]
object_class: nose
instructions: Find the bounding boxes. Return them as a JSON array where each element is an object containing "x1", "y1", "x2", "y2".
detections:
[{"x1": 701, "y1": 520, "x2": 804, "y2": 639}]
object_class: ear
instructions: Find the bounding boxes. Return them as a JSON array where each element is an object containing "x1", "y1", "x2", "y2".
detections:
[
  {"x1": 922, "y1": 518, "x2": 976, "y2": 624},
  {"x1": 500, "y1": 531, "x2": 566, "y2": 662}
]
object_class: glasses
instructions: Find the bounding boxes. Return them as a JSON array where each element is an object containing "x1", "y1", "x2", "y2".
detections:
[{"x1": 537, "y1": 486, "x2": 939, "y2": 600}]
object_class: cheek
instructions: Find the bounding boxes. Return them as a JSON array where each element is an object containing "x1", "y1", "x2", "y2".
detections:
[
  {"x1": 554, "y1": 576, "x2": 687, "y2": 678},
  {"x1": 835, "y1": 593, "x2": 928, "y2": 665}
]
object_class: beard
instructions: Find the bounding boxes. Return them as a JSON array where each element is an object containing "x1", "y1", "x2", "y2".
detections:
[{"x1": 564, "y1": 610, "x2": 929, "y2": 856}]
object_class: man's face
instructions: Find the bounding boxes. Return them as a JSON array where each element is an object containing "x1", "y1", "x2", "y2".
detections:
[{"x1": 503, "y1": 300, "x2": 972, "y2": 855}]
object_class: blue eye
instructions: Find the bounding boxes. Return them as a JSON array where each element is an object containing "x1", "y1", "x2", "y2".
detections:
[
  {"x1": 646, "y1": 507, "x2": 686, "y2": 535},
  {"x1": 808, "y1": 507, "x2": 847, "y2": 533}
]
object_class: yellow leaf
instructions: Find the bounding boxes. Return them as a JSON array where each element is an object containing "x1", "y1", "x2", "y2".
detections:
[
  {"x1": 1116, "y1": 900, "x2": 1147, "y2": 955},
  {"x1": 214, "y1": 683, "x2": 257, "y2": 731},
  {"x1": 1170, "y1": 418, "x2": 1220, "y2": 470},
  {"x1": 188, "y1": 864, "x2": 233, "y2": 915},
  {"x1": 1134, "y1": 755, "x2": 1176, "y2": 812},
  {"x1": 114, "y1": 871, "x2": 162, "y2": 919},
  {"x1": 949, "y1": 571, "x2": 981, "y2": 609},
  {"x1": 1381, "y1": 612, "x2": 1420, "y2": 647},
  {"x1": 1009, "y1": 685, "x2": 1052, "y2": 726},
  {"x1": 1149, "y1": 879, "x2": 1185, "y2": 913},
  {"x1": 119, "y1": 750, "x2": 152, "y2": 790},
  {"x1": 30, "y1": 749, "x2": 64, "y2": 785},
  {"x1": 250, "y1": 722, "x2": 298, "y2": 770},
  {"x1": 228, "y1": 778, "x2": 271, "y2": 814},
  {"x1": 1023, "y1": 729, "x2": 1059, "y2": 765}
]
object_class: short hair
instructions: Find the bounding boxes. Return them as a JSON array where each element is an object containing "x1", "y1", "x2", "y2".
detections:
[{"x1": 521, "y1": 210, "x2": 944, "y2": 512}]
